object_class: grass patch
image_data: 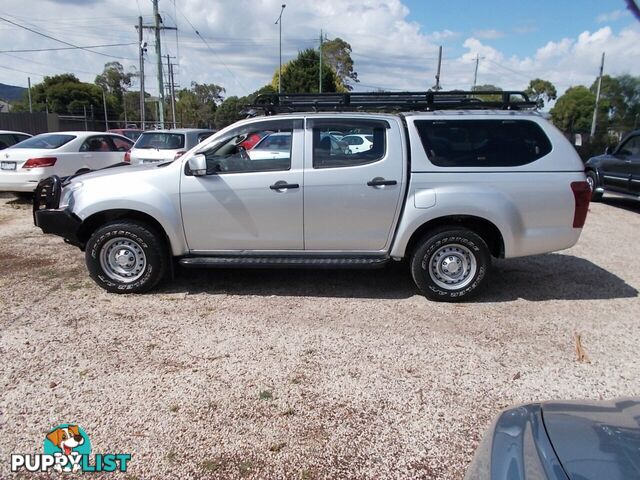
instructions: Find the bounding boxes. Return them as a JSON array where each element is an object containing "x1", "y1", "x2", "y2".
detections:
[
  {"x1": 238, "y1": 459, "x2": 254, "y2": 477},
  {"x1": 166, "y1": 451, "x2": 178, "y2": 463},
  {"x1": 200, "y1": 459, "x2": 222, "y2": 472},
  {"x1": 259, "y1": 390, "x2": 273, "y2": 401},
  {"x1": 269, "y1": 442, "x2": 287, "y2": 453}
]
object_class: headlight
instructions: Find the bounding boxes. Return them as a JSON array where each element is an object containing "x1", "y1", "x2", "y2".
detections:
[{"x1": 59, "y1": 181, "x2": 83, "y2": 208}]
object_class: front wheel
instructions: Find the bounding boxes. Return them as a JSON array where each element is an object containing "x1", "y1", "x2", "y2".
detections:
[
  {"x1": 410, "y1": 228, "x2": 491, "y2": 302},
  {"x1": 85, "y1": 221, "x2": 167, "y2": 293},
  {"x1": 586, "y1": 171, "x2": 602, "y2": 202}
]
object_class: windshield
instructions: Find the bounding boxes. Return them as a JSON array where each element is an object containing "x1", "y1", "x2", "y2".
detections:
[
  {"x1": 135, "y1": 132, "x2": 185, "y2": 150},
  {"x1": 12, "y1": 134, "x2": 76, "y2": 149}
]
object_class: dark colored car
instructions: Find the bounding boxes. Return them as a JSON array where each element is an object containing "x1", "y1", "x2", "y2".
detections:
[
  {"x1": 585, "y1": 130, "x2": 640, "y2": 201},
  {"x1": 107, "y1": 129, "x2": 144, "y2": 141},
  {"x1": 465, "y1": 398, "x2": 640, "y2": 480},
  {"x1": 0, "y1": 130, "x2": 31, "y2": 150}
]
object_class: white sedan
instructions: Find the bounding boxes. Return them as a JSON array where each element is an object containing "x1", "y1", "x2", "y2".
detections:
[
  {"x1": 342, "y1": 134, "x2": 373, "y2": 153},
  {"x1": 0, "y1": 131, "x2": 133, "y2": 192}
]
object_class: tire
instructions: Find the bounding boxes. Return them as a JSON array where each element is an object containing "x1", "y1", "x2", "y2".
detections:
[
  {"x1": 586, "y1": 171, "x2": 602, "y2": 202},
  {"x1": 410, "y1": 227, "x2": 491, "y2": 302},
  {"x1": 85, "y1": 221, "x2": 167, "y2": 293}
]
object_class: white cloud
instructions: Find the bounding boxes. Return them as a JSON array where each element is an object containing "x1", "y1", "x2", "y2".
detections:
[
  {"x1": 0, "y1": 0, "x2": 639, "y2": 103},
  {"x1": 472, "y1": 29, "x2": 505, "y2": 40},
  {"x1": 596, "y1": 9, "x2": 627, "y2": 23}
]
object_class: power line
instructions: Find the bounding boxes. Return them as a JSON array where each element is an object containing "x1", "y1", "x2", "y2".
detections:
[
  {"x1": 0, "y1": 42, "x2": 137, "y2": 54},
  {"x1": 171, "y1": 6, "x2": 248, "y2": 93},
  {"x1": 0, "y1": 15, "x2": 136, "y2": 61}
]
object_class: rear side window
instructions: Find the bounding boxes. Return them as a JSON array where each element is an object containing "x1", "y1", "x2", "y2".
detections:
[
  {"x1": 414, "y1": 119, "x2": 552, "y2": 167},
  {"x1": 311, "y1": 119, "x2": 387, "y2": 169}
]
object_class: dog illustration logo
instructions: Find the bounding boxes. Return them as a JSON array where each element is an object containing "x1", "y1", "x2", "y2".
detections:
[{"x1": 43, "y1": 424, "x2": 91, "y2": 472}]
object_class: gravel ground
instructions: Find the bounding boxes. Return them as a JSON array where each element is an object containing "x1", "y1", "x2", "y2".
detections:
[{"x1": 1, "y1": 193, "x2": 639, "y2": 479}]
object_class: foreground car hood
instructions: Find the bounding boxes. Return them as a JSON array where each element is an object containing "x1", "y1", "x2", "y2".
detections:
[{"x1": 542, "y1": 398, "x2": 640, "y2": 480}]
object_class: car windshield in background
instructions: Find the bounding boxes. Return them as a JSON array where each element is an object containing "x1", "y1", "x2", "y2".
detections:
[
  {"x1": 12, "y1": 134, "x2": 76, "y2": 149},
  {"x1": 135, "y1": 132, "x2": 185, "y2": 150}
]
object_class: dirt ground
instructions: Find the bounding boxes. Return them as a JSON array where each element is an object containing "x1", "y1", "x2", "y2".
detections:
[{"x1": 1, "y1": 193, "x2": 639, "y2": 479}]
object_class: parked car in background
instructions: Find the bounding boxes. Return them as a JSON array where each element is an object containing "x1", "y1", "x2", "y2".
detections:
[
  {"x1": 247, "y1": 132, "x2": 291, "y2": 160},
  {"x1": 465, "y1": 398, "x2": 640, "y2": 480},
  {"x1": 0, "y1": 131, "x2": 132, "y2": 192},
  {"x1": 127, "y1": 128, "x2": 216, "y2": 165},
  {"x1": 0, "y1": 130, "x2": 31, "y2": 150},
  {"x1": 585, "y1": 129, "x2": 640, "y2": 201},
  {"x1": 108, "y1": 128, "x2": 143, "y2": 141},
  {"x1": 342, "y1": 133, "x2": 374, "y2": 153}
]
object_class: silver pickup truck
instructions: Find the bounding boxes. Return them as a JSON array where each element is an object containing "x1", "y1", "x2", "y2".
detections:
[{"x1": 33, "y1": 92, "x2": 591, "y2": 301}]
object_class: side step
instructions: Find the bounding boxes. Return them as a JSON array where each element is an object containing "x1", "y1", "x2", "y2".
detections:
[{"x1": 179, "y1": 255, "x2": 390, "y2": 269}]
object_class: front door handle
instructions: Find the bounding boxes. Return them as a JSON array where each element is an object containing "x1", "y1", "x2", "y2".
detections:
[
  {"x1": 270, "y1": 181, "x2": 299, "y2": 190},
  {"x1": 367, "y1": 177, "x2": 397, "y2": 187}
]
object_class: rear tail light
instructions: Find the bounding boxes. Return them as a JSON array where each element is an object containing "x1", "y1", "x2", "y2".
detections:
[
  {"x1": 174, "y1": 150, "x2": 186, "y2": 160},
  {"x1": 124, "y1": 150, "x2": 131, "y2": 163},
  {"x1": 571, "y1": 181, "x2": 591, "y2": 228},
  {"x1": 22, "y1": 157, "x2": 57, "y2": 169}
]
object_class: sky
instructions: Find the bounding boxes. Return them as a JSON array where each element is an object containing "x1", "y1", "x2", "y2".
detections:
[{"x1": 0, "y1": 0, "x2": 639, "y2": 105}]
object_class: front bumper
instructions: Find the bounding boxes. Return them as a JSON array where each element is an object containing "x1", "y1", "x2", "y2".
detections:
[
  {"x1": 33, "y1": 175, "x2": 83, "y2": 247},
  {"x1": 34, "y1": 207, "x2": 82, "y2": 247}
]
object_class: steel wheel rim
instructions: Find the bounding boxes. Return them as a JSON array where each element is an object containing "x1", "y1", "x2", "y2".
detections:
[
  {"x1": 428, "y1": 243, "x2": 477, "y2": 290},
  {"x1": 99, "y1": 237, "x2": 147, "y2": 283},
  {"x1": 586, "y1": 175, "x2": 595, "y2": 191}
]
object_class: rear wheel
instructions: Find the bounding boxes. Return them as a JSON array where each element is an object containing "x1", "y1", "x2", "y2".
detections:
[
  {"x1": 586, "y1": 171, "x2": 602, "y2": 202},
  {"x1": 411, "y1": 227, "x2": 491, "y2": 302},
  {"x1": 85, "y1": 221, "x2": 167, "y2": 293}
]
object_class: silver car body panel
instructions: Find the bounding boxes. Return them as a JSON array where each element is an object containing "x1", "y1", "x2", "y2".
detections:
[{"x1": 59, "y1": 111, "x2": 585, "y2": 260}]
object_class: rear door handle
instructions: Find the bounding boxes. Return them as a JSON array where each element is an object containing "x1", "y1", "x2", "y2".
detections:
[
  {"x1": 270, "y1": 181, "x2": 299, "y2": 190},
  {"x1": 367, "y1": 178, "x2": 397, "y2": 187}
]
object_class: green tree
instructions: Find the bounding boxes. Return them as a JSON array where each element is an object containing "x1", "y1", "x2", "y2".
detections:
[
  {"x1": 12, "y1": 74, "x2": 104, "y2": 117},
  {"x1": 95, "y1": 62, "x2": 134, "y2": 103},
  {"x1": 214, "y1": 96, "x2": 245, "y2": 129},
  {"x1": 550, "y1": 86, "x2": 597, "y2": 133},
  {"x1": 272, "y1": 49, "x2": 339, "y2": 94},
  {"x1": 175, "y1": 82, "x2": 225, "y2": 128},
  {"x1": 525, "y1": 78, "x2": 557, "y2": 108},
  {"x1": 471, "y1": 84, "x2": 503, "y2": 102},
  {"x1": 322, "y1": 37, "x2": 359, "y2": 91}
]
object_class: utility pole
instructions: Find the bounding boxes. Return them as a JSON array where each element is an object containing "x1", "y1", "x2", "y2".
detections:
[
  {"x1": 102, "y1": 88, "x2": 109, "y2": 130},
  {"x1": 590, "y1": 52, "x2": 605, "y2": 139},
  {"x1": 139, "y1": 1, "x2": 176, "y2": 129},
  {"x1": 434, "y1": 46, "x2": 442, "y2": 91},
  {"x1": 473, "y1": 54, "x2": 479, "y2": 90},
  {"x1": 83, "y1": 105, "x2": 88, "y2": 131},
  {"x1": 27, "y1": 77, "x2": 32, "y2": 113},
  {"x1": 319, "y1": 29, "x2": 323, "y2": 93},
  {"x1": 275, "y1": 4, "x2": 286, "y2": 94},
  {"x1": 137, "y1": 16, "x2": 146, "y2": 129},
  {"x1": 153, "y1": 0, "x2": 164, "y2": 128},
  {"x1": 167, "y1": 54, "x2": 177, "y2": 128}
]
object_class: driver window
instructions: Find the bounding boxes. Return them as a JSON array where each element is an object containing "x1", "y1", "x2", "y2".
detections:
[
  {"x1": 619, "y1": 136, "x2": 640, "y2": 156},
  {"x1": 199, "y1": 119, "x2": 295, "y2": 174}
]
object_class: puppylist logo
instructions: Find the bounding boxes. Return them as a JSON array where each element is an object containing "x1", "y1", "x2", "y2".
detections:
[{"x1": 11, "y1": 424, "x2": 131, "y2": 473}]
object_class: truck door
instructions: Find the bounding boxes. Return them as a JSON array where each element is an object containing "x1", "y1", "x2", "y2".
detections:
[
  {"x1": 180, "y1": 119, "x2": 304, "y2": 252},
  {"x1": 303, "y1": 118, "x2": 405, "y2": 251},
  {"x1": 603, "y1": 134, "x2": 640, "y2": 193}
]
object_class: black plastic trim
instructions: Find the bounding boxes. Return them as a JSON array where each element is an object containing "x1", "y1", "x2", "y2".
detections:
[{"x1": 34, "y1": 208, "x2": 83, "y2": 247}]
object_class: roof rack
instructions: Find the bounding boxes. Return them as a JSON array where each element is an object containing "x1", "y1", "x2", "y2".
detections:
[{"x1": 250, "y1": 90, "x2": 537, "y2": 115}]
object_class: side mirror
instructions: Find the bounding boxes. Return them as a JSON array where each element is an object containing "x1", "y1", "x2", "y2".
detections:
[{"x1": 188, "y1": 154, "x2": 207, "y2": 176}]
